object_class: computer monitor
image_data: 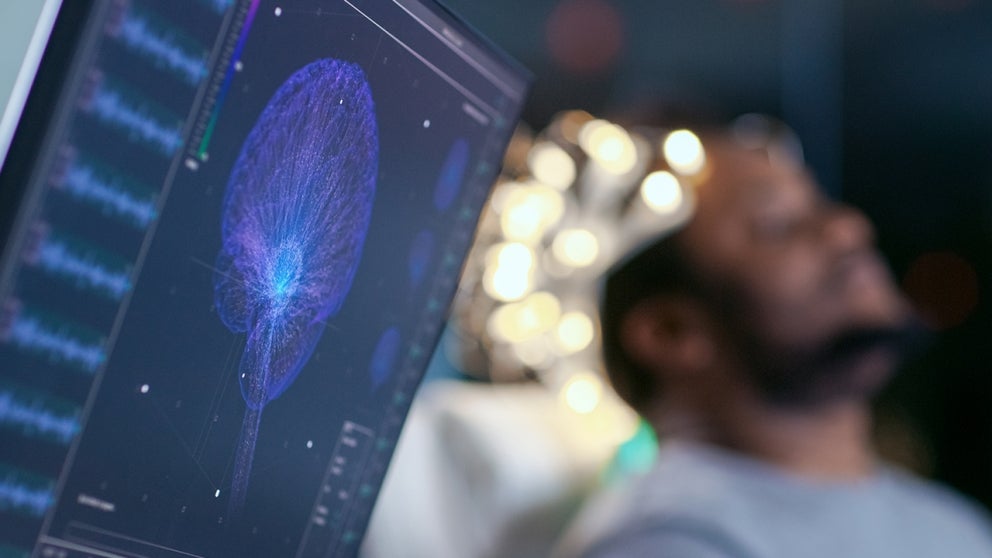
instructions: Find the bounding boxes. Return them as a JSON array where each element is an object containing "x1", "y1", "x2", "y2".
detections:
[{"x1": 0, "y1": 1, "x2": 529, "y2": 556}]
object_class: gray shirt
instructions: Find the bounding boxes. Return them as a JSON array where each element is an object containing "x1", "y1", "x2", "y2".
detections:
[{"x1": 555, "y1": 440, "x2": 992, "y2": 558}]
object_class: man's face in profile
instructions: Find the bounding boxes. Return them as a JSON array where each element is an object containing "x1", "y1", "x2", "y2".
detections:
[{"x1": 679, "y1": 139, "x2": 919, "y2": 405}]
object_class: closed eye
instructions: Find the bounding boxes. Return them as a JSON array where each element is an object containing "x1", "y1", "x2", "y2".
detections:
[{"x1": 750, "y1": 213, "x2": 805, "y2": 241}]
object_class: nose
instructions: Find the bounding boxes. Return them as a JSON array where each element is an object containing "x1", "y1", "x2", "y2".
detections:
[{"x1": 820, "y1": 203, "x2": 875, "y2": 254}]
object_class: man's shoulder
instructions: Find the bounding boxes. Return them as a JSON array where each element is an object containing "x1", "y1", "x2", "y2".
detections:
[
  {"x1": 555, "y1": 443, "x2": 992, "y2": 558},
  {"x1": 573, "y1": 442, "x2": 760, "y2": 532},
  {"x1": 553, "y1": 442, "x2": 777, "y2": 557},
  {"x1": 879, "y1": 465, "x2": 992, "y2": 540}
]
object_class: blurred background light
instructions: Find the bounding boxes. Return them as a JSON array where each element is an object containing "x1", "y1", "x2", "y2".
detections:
[
  {"x1": 562, "y1": 372, "x2": 603, "y2": 414},
  {"x1": 553, "y1": 311, "x2": 595, "y2": 355},
  {"x1": 640, "y1": 171, "x2": 683, "y2": 215},
  {"x1": 528, "y1": 141, "x2": 576, "y2": 190},
  {"x1": 483, "y1": 242, "x2": 536, "y2": 301},
  {"x1": 662, "y1": 129, "x2": 706, "y2": 175},
  {"x1": 552, "y1": 228, "x2": 599, "y2": 268},
  {"x1": 578, "y1": 119, "x2": 638, "y2": 175},
  {"x1": 498, "y1": 183, "x2": 565, "y2": 243},
  {"x1": 488, "y1": 291, "x2": 562, "y2": 345}
]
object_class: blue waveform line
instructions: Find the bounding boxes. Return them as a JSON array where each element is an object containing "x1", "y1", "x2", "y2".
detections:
[
  {"x1": 62, "y1": 161, "x2": 157, "y2": 228},
  {"x1": 118, "y1": 13, "x2": 207, "y2": 86},
  {"x1": 7, "y1": 316, "x2": 105, "y2": 374},
  {"x1": 0, "y1": 390, "x2": 79, "y2": 445},
  {"x1": 0, "y1": 474, "x2": 53, "y2": 518},
  {"x1": 89, "y1": 86, "x2": 183, "y2": 156},
  {"x1": 35, "y1": 238, "x2": 131, "y2": 300}
]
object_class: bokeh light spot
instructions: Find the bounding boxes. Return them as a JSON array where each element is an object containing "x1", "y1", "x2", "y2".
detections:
[
  {"x1": 552, "y1": 228, "x2": 599, "y2": 268},
  {"x1": 554, "y1": 311, "x2": 595, "y2": 354},
  {"x1": 662, "y1": 129, "x2": 706, "y2": 175},
  {"x1": 498, "y1": 184, "x2": 565, "y2": 243},
  {"x1": 483, "y1": 242, "x2": 536, "y2": 301},
  {"x1": 640, "y1": 171, "x2": 683, "y2": 215},
  {"x1": 578, "y1": 119, "x2": 637, "y2": 175},
  {"x1": 562, "y1": 371, "x2": 603, "y2": 414},
  {"x1": 528, "y1": 141, "x2": 576, "y2": 190}
]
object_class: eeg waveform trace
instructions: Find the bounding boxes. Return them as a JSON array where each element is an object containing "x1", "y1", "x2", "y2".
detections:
[
  {"x1": 56, "y1": 155, "x2": 159, "y2": 229},
  {"x1": 0, "y1": 465, "x2": 54, "y2": 519},
  {"x1": 0, "y1": 382, "x2": 79, "y2": 446},
  {"x1": 109, "y1": 5, "x2": 209, "y2": 87},
  {"x1": 25, "y1": 229, "x2": 132, "y2": 301},
  {"x1": 83, "y1": 78, "x2": 184, "y2": 157},
  {"x1": 2, "y1": 304, "x2": 105, "y2": 374},
  {"x1": 213, "y1": 58, "x2": 379, "y2": 514}
]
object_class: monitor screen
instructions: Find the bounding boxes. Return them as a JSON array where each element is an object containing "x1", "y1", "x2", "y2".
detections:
[{"x1": 0, "y1": 1, "x2": 529, "y2": 556}]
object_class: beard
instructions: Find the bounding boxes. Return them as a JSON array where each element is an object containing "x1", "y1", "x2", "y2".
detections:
[
  {"x1": 690, "y1": 268, "x2": 932, "y2": 409},
  {"x1": 735, "y1": 319, "x2": 932, "y2": 408}
]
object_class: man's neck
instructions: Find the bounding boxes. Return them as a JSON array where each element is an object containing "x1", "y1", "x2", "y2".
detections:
[
  {"x1": 724, "y1": 400, "x2": 876, "y2": 480},
  {"x1": 653, "y1": 393, "x2": 877, "y2": 481}
]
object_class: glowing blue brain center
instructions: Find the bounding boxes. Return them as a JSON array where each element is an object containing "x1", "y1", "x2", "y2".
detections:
[{"x1": 268, "y1": 242, "x2": 302, "y2": 306}]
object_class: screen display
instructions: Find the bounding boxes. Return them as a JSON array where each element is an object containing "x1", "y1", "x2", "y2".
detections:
[{"x1": 0, "y1": 1, "x2": 528, "y2": 556}]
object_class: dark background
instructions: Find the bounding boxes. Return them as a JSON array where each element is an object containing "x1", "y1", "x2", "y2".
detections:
[{"x1": 439, "y1": 0, "x2": 992, "y2": 510}]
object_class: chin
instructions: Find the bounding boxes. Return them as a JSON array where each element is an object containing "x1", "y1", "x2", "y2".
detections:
[
  {"x1": 763, "y1": 348, "x2": 897, "y2": 409},
  {"x1": 824, "y1": 345, "x2": 901, "y2": 402},
  {"x1": 757, "y1": 318, "x2": 930, "y2": 409}
]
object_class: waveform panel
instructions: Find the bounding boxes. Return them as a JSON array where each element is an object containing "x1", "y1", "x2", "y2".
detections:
[
  {"x1": 0, "y1": 464, "x2": 54, "y2": 519},
  {"x1": 0, "y1": 302, "x2": 106, "y2": 374},
  {"x1": 23, "y1": 225, "x2": 132, "y2": 301},
  {"x1": 54, "y1": 150, "x2": 159, "y2": 229},
  {"x1": 0, "y1": 380, "x2": 80, "y2": 446},
  {"x1": 81, "y1": 76, "x2": 184, "y2": 157},
  {"x1": 107, "y1": 5, "x2": 208, "y2": 87}
]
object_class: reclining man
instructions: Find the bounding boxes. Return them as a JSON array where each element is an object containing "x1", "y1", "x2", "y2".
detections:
[{"x1": 557, "y1": 121, "x2": 992, "y2": 557}]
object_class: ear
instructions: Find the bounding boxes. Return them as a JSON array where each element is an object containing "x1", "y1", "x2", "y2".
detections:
[{"x1": 619, "y1": 296, "x2": 716, "y2": 377}]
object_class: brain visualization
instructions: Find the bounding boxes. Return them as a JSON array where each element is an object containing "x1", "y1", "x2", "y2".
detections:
[
  {"x1": 0, "y1": 1, "x2": 527, "y2": 556},
  {"x1": 214, "y1": 58, "x2": 379, "y2": 513}
]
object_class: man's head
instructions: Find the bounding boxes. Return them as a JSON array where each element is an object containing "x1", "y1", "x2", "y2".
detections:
[{"x1": 602, "y1": 131, "x2": 920, "y2": 420}]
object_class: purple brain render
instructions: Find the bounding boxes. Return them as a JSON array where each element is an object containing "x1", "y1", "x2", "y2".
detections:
[{"x1": 213, "y1": 58, "x2": 378, "y2": 513}]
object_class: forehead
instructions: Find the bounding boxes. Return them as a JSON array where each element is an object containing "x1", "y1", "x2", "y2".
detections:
[
  {"x1": 700, "y1": 138, "x2": 814, "y2": 208},
  {"x1": 679, "y1": 139, "x2": 820, "y2": 261}
]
